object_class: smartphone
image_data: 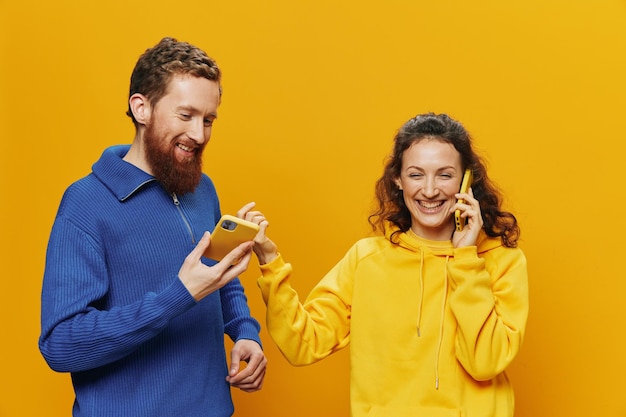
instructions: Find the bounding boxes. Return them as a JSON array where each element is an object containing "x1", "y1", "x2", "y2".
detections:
[
  {"x1": 203, "y1": 215, "x2": 260, "y2": 261},
  {"x1": 454, "y1": 169, "x2": 474, "y2": 232}
]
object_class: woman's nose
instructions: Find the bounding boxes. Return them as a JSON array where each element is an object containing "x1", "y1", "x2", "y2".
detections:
[{"x1": 422, "y1": 178, "x2": 439, "y2": 197}]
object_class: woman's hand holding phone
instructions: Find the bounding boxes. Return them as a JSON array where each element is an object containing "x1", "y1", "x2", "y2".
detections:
[{"x1": 451, "y1": 186, "x2": 483, "y2": 248}]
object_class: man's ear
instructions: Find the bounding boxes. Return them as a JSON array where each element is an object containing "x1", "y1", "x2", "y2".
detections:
[{"x1": 129, "y1": 93, "x2": 150, "y2": 125}]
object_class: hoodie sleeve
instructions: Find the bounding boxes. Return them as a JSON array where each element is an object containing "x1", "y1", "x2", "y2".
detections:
[
  {"x1": 446, "y1": 243, "x2": 529, "y2": 380},
  {"x1": 257, "y1": 253, "x2": 353, "y2": 366}
]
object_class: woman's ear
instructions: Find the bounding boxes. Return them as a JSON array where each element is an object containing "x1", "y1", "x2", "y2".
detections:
[
  {"x1": 129, "y1": 93, "x2": 150, "y2": 125},
  {"x1": 394, "y1": 178, "x2": 403, "y2": 190}
]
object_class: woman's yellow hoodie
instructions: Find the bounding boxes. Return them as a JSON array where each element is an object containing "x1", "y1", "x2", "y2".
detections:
[{"x1": 257, "y1": 228, "x2": 528, "y2": 417}]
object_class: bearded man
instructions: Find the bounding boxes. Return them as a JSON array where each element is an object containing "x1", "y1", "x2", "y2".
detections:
[{"x1": 39, "y1": 37, "x2": 266, "y2": 417}]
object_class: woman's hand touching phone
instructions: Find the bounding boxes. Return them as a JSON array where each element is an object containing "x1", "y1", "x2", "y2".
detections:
[{"x1": 237, "y1": 202, "x2": 279, "y2": 265}]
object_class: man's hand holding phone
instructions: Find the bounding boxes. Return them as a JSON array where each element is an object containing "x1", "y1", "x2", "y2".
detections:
[
  {"x1": 178, "y1": 231, "x2": 254, "y2": 302},
  {"x1": 203, "y1": 215, "x2": 260, "y2": 262}
]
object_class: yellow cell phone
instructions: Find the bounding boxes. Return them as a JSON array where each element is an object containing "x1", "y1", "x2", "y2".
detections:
[
  {"x1": 454, "y1": 169, "x2": 473, "y2": 232},
  {"x1": 203, "y1": 215, "x2": 260, "y2": 261}
]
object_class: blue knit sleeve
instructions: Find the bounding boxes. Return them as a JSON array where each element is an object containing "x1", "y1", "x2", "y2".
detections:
[
  {"x1": 221, "y1": 278, "x2": 262, "y2": 346},
  {"x1": 39, "y1": 216, "x2": 197, "y2": 373}
]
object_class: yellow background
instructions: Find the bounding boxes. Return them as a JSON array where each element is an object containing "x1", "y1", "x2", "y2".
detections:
[{"x1": 1, "y1": 0, "x2": 625, "y2": 416}]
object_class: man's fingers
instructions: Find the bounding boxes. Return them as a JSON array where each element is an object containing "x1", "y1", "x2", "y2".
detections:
[
  {"x1": 195, "y1": 231, "x2": 212, "y2": 255},
  {"x1": 212, "y1": 242, "x2": 253, "y2": 275},
  {"x1": 223, "y1": 241, "x2": 254, "y2": 264}
]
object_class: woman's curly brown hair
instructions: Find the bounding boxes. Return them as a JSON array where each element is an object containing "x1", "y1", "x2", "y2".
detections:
[{"x1": 369, "y1": 113, "x2": 520, "y2": 248}]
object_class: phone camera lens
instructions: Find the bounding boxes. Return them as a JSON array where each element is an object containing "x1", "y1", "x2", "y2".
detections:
[{"x1": 221, "y1": 220, "x2": 237, "y2": 231}]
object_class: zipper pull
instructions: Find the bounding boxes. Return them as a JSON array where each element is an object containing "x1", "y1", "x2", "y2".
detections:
[{"x1": 172, "y1": 193, "x2": 179, "y2": 205}]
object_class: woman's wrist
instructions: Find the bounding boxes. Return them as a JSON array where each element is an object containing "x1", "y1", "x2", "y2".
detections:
[
  {"x1": 253, "y1": 240, "x2": 279, "y2": 265},
  {"x1": 256, "y1": 251, "x2": 279, "y2": 265}
]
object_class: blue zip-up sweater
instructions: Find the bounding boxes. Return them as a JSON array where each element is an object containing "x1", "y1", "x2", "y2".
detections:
[{"x1": 39, "y1": 145, "x2": 261, "y2": 417}]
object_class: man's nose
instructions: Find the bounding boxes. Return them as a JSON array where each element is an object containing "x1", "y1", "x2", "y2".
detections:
[{"x1": 188, "y1": 119, "x2": 208, "y2": 144}]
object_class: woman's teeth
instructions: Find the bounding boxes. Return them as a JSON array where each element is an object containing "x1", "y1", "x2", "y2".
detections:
[{"x1": 419, "y1": 201, "x2": 444, "y2": 209}]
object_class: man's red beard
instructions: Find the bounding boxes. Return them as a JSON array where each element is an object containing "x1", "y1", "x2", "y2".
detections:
[{"x1": 143, "y1": 122, "x2": 204, "y2": 195}]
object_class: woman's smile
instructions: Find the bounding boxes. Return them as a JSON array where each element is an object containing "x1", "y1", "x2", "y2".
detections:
[{"x1": 395, "y1": 138, "x2": 464, "y2": 240}]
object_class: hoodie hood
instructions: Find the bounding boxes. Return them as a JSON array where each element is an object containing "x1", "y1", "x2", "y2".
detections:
[{"x1": 385, "y1": 224, "x2": 504, "y2": 256}]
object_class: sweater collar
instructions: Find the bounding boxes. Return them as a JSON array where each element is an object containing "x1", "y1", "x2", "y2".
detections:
[{"x1": 92, "y1": 145, "x2": 157, "y2": 202}]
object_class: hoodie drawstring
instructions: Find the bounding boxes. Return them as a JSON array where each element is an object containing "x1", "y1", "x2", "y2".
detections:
[
  {"x1": 434, "y1": 255, "x2": 449, "y2": 390},
  {"x1": 416, "y1": 247, "x2": 425, "y2": 338},
  {"x1": 416, "y1": 249, "x2": 449, "y2": 390}
]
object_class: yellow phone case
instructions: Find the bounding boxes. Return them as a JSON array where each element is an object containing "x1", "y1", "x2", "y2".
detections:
[
  {"x1": 454, "y1": 169, "x2": 473, "y2": 232},
  {"x1": 203, "y1": 215, "x2": 260, "y2": 261}
]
